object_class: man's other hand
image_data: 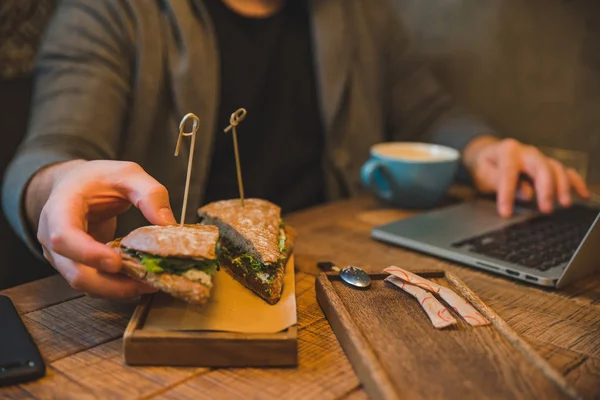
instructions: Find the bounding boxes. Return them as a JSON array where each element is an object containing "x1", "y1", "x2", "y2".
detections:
[{"x1": 463, "y1": 136, "x2": 590, "y2": 217}]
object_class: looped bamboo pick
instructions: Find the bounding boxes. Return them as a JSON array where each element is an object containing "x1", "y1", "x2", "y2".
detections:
[
  {"x1": 174, "y1": 113, "x2": 200, "y2": 227},
  {"x1": 224, "y1": 108, "x2": 247, "y2": 206}
]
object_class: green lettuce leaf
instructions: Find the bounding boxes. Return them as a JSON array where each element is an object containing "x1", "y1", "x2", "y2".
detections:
[
  {"x1": 139, "y1": 254, "x2": 219, "y2": 275},
  {"x1": 141, "y1": 256, "x2": 165, "y2": 274}
]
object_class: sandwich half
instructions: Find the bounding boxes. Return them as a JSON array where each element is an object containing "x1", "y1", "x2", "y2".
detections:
[
  {"x1": 108, "y1": 224, "x2": 220, "y2": 305},
  {"x1": 197, "y1": 199, "x2": 295, "y2": 304}
]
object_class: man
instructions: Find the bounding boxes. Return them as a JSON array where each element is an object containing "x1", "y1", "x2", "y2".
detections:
[{"x1": 2, "y1": 0, "x2": 589, "y2": 298}]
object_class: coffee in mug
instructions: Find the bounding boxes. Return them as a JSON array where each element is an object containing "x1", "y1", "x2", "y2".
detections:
[{"x1": 360, "y1": 142, "x2": 459, "y2": 208}]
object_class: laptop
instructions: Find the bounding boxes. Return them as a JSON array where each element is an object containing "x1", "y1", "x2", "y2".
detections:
[{"x1": 371, "y1": 200, "x2": 600, "y2": 288}]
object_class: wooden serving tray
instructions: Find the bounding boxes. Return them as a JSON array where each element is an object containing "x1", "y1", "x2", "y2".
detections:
[
  {"x1": 316, "y1": 271, "x2": 578, "y2": 400},
  {"x1": 123, "y1": 294, "x2": 298, "y2": 367}
]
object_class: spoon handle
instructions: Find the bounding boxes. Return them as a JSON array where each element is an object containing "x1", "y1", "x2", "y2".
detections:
[{"x1": 316, "y1": 261, "x2": 340, "y2": 272}]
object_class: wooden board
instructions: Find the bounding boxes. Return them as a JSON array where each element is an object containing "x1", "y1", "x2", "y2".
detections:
[
  {"x1": 1, "y1": 196, "x2": 599, "y2": 399},
  {"x1": 316, "y1": 271, "x2": 581, "y2": 400},
  {"x1": 123, "y1": 294, "x2": 298, "y2": 368}
]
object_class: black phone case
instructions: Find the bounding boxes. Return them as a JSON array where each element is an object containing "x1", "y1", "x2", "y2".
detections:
[{"x1": 0, "y1": 295, "x2": 46, "y2": 386}]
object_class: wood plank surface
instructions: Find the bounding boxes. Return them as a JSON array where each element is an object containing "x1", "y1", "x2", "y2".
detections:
[
  {"x1": 530, "y1": 342, "x2": 587, "y2": 375},
  {"x1": 21, "y1": 316, "x2": 87, "y2": 363},
  {"x1": 23, "y1": 296, "x2": 135, "y2": 360},
  {"x1": 457, "y1": 274, "x2": 600, "y2": 358},
  {"x1": 341, "y1": 388, "x2": 370, "y2": 400},
  {"x1": 155, "y1": 322, "x2": 359, "y2": 400},
  {"x1": 287, "y1": 198, "x2": 600, "y2": 353},
  {"x1": 0, "y1": 386, "x2": 37, "y2": 400},
  {"x1": 0, "y1": 274, "x2": 81, "y2": 314},
  {"x1": 319, "y1": 275, "x2": 569, "y2": 400},
  {"x1": 155, "y1": 271, "x2": 359, "y2": 399},
  {"x1": 52, "y1": 339, "x2": 205, "y2": 400},
  {"x1": 0, "y1": 196, "x2": 598, "y2": 399},
  {"x1": 124, "y1": 284, "x2": 298, "y2": 368},
  {"x1": 16, "y1": 366, "x2": 97, "y2": 400},
  {"x1": 565, "y1": 356, "x2": 600, "y2": 400}
]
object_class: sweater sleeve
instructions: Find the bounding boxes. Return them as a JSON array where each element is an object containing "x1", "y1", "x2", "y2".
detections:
[{"x1": 1, "y1": 0, "x2": 134, "y2": 255}]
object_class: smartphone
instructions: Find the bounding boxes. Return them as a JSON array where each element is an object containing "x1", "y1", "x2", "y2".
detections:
[{"x1": 0, "y1": 295, "x2": 45, "y2": 386}]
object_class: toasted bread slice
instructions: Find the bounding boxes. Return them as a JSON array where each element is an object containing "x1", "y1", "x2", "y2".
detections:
[
  {"x1": 108, "y1": 224, "x2": 219, "y2": 305},
  {"x1": 198, "y1": 199, "x2": 281, "y2": 264},
  {"x1": 120, "y1": 225, "x2": 218, "y2": 259},
  {"x1": 198, "y1": 198, "x2": 295, "y2": 304},
  {"x1": 220, "y1": 226, "x2": 296, "y2": 304},
  {"x1": 108, "y1": 239, "x2": 212, "y2": 305}
]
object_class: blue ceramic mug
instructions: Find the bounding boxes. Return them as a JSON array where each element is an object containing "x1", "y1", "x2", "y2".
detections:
[{"x1": 360, "y1": 142, "x2": 459, "y2": 209}]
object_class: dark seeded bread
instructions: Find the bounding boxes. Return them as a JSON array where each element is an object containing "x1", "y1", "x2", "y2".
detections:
[
  {"x1": 108, "y1": 239, "x2": 212, "y2": 305},
  {"x1": 197, "y1": 199, "x2": 281, "y2": 264},
  {"x1": 221, "y1": 226, "x2": 296, "y2": 305}
]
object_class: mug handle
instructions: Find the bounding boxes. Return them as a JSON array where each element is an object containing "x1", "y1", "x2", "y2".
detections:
[{"x1": 360, "y1": 160, "x2": 393, "y2": 201}]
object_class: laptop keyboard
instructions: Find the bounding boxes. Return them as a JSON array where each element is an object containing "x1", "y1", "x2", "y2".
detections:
[{"x1": 452, "y1": 205, "x2": 598, "y2": 271}]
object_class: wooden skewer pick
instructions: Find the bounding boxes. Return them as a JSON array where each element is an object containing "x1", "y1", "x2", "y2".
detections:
[
  {"x1": 224, "y1": 108, "x2": 247, "y2": 207},
  {"x1": 174, "y1": 113, "x2": 200, "y2": 227}
]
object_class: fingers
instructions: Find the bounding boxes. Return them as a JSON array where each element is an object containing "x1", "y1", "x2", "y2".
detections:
[
  {"x1": 38, "y1": 193, "x2": 122, "y2": 273},
  {"x1": 566, "y1": 168, "x2": 590, "y2": 199},
  {"x1": 51, "y1": 251, "x2": 157, "y2": 299},
  {"x1": 516, "y1": 181, "x2": 534, "y2": 202},
  {"x1": 39, "y1": 161, "x2": 176, "y2": 274},
  {"x1": 549, "y1": 159, "x2": 572, "y2": 207},
  {"x1": 522, "y1": 148, "x2": 554, "y2": 213},
  {"x1": 36, "y1": 160, "x2": 173, "y2": 299},
  {"x1": 115, "y1": 163, "x2": 177, "y2": 226},
  {"x1": 496, "y1": 140, "x2": 522, "y2": 217},
  {"x1": 87, "y1": 218, "x2": 118, "y2": 244}
]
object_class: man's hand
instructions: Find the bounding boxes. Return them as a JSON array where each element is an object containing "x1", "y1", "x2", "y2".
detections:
[
  {"x1": 30, "y1": 160, "x2": 177, "y2": 299},
  {"x1": 463, "y1": 136, "x2": 590, "y2": 217}
]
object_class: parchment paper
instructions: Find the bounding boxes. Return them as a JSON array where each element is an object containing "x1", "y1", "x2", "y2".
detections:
[{"x1": 142, "y1": 256, "x2": 296, "y2": 333}]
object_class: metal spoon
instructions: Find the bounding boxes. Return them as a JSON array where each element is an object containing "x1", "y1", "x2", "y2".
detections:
[{"x1": 317, "y1": 262, "x2": 371, "y2": 288}]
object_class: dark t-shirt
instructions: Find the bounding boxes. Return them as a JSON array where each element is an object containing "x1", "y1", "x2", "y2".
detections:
[{"x1": 202, "y1": 0, "x2": 325, "y2": 213}]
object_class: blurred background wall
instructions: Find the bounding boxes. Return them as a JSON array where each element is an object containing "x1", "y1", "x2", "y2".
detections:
[{"x1": 392, "y1": 0, "x2": 600, "y2": 183}]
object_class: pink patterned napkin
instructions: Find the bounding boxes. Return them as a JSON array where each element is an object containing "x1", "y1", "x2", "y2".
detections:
[
  {"x1": 385, "y1": 276, "x2": 457, "y2": 329},
  {"x1": 384, "y1": 266, "x2": 490, "y2": 327}
]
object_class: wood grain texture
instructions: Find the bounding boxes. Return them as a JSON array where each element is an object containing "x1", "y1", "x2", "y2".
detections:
[
  {"x1": 16, "y1": 366, "x2": 97, "y2": 400},
  {"x1": 565, "y1": 356, "x2": 600, "y2": 400},
  {"x1": 155, "y1": 273, "x2": 357, "y2": 399},
  {"x1": 0, "y1": 386, "x2": 37, "y2": 400},
  {"x1": 51, "y1": 339, "x2": 206, "y2": 399},
  {"x1": 21, "y1": 316, "x2": 87, "y2": 363},
  {"x1": 317, "y1": 273, "x2": 571, "y2": 400},
  {"x1": 445, "y1": 272, "x2": 579, "y2": 399},
  {"x1": 0, "y1": 274, "x2": 81, "y2": 313},
  {"x1": 457, "y1": 273, "x2": 600, "y2": 358},
  {"x1": 315, "y1": 276, "x2": 398, "y2": 400},
  {"x1": 22, "y1": 296, "x2": 135, "y2": 363},
  {"x1": 2, "y1": 196, "x2": 599, "y2": 399},
  {"x1": 156, "y1": 319, "x2": 359, "y2": 400},
  {"x1": 530, "y1": 341, "x2": 588, "y2": 375},
  {"x1": 287, "y1": 197, "x2": 600, "y2": 353},
  {"x1": 123, "y1": 276, "x2": 298, "y2": 367},
  {"x1": 124, "y1": 328, "x2": 298, "y2": 368},
  {"x1": 341, "y1": 388, "x2": 370, "y2": 400}
]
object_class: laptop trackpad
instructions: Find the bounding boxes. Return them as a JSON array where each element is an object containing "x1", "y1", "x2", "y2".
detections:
[{"x1": 377, "y1": 200, "x2": 537, "y2": 247}]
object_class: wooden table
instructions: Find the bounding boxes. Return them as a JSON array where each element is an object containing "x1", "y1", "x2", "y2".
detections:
[{"x1": 2, "y1": 197, "x2": 600, "y2": 400}]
